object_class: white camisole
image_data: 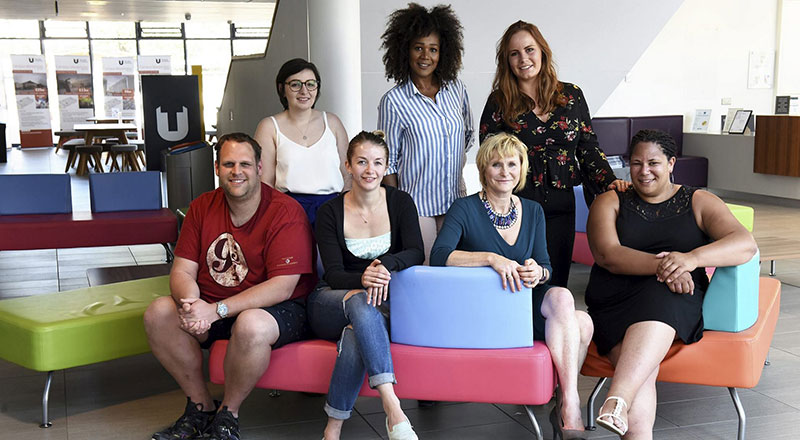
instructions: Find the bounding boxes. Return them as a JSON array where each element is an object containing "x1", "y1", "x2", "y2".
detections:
[{"x1": 272, "y1": 111, "x2": 344, "y2": 195}]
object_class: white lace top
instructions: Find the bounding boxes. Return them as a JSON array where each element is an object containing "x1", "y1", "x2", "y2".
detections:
[{"x1": 345, "y1": 231, "x2": 391, "y2": 260}]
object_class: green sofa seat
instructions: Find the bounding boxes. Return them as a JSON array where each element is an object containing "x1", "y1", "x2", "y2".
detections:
[
  {"x1": 725, "y1": 203, "x2": 754, "y2": 232},
  {"x1": 0, "y1": 275, "x2": 170, "y2": 372}
]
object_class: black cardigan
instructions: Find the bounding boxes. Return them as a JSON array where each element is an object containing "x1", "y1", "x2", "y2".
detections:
[{"x1": 315, "y1": 185, "x2": 425, "y2": 289}]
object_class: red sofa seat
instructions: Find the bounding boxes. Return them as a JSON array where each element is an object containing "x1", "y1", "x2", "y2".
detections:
[
  {"x1": 0, "y1": 208, "x2": 177, "y2": 251},
  {"x1": 209, "y1": 339, "x2": 556, "y2": 406}
]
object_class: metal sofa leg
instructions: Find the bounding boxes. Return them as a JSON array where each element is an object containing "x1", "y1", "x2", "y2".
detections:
[
  {"x1": 585, "y1": 377, "x2": 608, "y2": 430},
  {"x1": 729, "y1": 387, "x2": 746, "y2": 440},
  {"x1": 770, "y1": 260, "x2": 776, "y2": 276},
  {"x1": 40, "y1": 371, "x2": 54, "y2": 428},
  {"x1": 163, "y1": 243, "x2": 174, "y2": 263},
  {"x1": 523, "y1": 405, "x2": 544, "y2": 440}
]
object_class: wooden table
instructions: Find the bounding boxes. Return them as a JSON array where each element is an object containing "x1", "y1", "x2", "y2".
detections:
[
  {"x1": 755, "y1": 235, "x2": 800, "y2": 276},
  {"x1": 74, "y1": 122, "x2": 137, "y2": 145},
  {"x1": 86, "y1": 116, "x2": 136, "y2": 124}
]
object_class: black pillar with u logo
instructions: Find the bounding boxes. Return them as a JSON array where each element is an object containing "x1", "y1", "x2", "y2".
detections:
[{"x1": 141, "y1": 75, "x2": 202, "y2": 171}]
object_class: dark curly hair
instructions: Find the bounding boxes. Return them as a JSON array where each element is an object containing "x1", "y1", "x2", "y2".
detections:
[
  {"x1": 380, "y1": 3, "x2": 464, "y2": 85},
  {"x1": 629, "y1": 129, "x2": 677, "y2": 160},
  {"x1": 275, "y1": 58, "x2": 321, "y2": 110}
]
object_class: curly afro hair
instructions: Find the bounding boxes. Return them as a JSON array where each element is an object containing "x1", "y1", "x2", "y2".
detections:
[{"x1": 380, "y1": 3, "x2": 464, "y2": 85}]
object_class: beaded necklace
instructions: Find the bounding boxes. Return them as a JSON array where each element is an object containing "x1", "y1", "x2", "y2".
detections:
[{"x1": 480, "y1": 191, "x2": 518, "y2": 230}]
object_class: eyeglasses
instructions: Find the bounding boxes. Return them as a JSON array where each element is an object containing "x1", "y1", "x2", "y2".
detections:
[{"x1": 284, "y1": 79, "x2": 319, "y2": 92}]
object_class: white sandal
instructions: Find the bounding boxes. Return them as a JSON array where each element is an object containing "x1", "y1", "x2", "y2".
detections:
[
  {"x1": 596, "y1": 395, "x2": 628, "y2": 435},
  {"x1": 386, "y1": 418, "x2": 418, "y2": 440}
]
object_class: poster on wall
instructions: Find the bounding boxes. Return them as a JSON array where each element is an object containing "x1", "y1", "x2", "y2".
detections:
[
  {"x1": 55, "y1": 55, "x2": 94, "y2": 130},
  {"x1": 11, "y1": 55, "x2": 53, "y2": 148},
  {"x1": 137, "y1": 56, "x2": 172, "y2": 75},
  {"x1": 102, "y1": 57, "x2": 135, "y2": 119}
]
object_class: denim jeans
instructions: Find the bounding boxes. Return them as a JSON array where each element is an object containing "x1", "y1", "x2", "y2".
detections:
[{"x1": 307, "y1": 285, "x2": 395, "y2": 420}]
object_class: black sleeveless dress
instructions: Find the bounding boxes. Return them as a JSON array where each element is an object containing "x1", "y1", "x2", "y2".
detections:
[{"x1": 585, "y1": 186, "x2": 710, "y2": 355}]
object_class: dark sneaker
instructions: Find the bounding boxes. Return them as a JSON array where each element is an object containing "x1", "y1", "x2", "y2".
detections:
[
  {"x1": 204, "y1": 406, "x2": 240, "y2": 440},
  {"x1": 152, "y1": 397, "x2": 218, "y2": 440}
]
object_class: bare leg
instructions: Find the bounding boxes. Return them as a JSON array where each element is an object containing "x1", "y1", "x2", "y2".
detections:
[
  {"x1": 221, "y1": 308, "x2": 280, "y2": 417},
  {"x1": 418, "y1": 215, "x2": 445, "y2": 264},
  {"x1": 540, "y1": 287, "x2": 593, "y2": 430},
  {"x1": 376, "y1": 383, "x2": 407, "y2": 428},
  {"x1": 144, "y1": 296, "x2": 215, "y2": 410},
  {"x1": 599, "y1": 321, "x2": 675, "y2": 436}
]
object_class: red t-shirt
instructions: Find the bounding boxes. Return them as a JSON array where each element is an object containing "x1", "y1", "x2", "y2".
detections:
[{"x1": 174, "y1": 183, "x2": 316, "y2": 303}]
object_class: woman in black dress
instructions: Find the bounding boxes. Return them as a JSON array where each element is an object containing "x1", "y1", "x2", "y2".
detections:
[
  {"x1": 480, "y1": 20, "x2": 628, "y2": 288},
  {"x1": 585, "y1": 129, "x2": 756, "y2": 438}
]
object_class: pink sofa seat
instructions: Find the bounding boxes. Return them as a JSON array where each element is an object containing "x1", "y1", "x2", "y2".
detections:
[{"x1": 208, "y1": 339, "x2": 556, "y2": 405}]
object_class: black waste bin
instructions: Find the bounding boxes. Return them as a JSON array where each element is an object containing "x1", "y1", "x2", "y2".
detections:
[{"x1": 164, "y1": 141, "x2": 214, "y2": 211}]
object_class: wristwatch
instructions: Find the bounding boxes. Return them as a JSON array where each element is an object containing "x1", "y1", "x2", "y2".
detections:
[{"x1": 216, "y1": 302, "x2": 228, "y2": 319}]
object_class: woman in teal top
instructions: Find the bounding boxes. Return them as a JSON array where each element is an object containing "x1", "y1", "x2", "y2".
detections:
[{"x1": 430, "y1": 132, "x2": 593, "y2": 440}]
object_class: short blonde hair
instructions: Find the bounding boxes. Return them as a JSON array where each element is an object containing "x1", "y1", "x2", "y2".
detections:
[{"x1": 476, "y1": 132, "x2": 529, "y2": 192}]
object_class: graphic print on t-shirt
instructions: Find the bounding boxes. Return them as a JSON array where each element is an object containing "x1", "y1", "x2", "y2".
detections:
[{"x1": 207, "y1": 233, "x2": 249, "y2": 287}]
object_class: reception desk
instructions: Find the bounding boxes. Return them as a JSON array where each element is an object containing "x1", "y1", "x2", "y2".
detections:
[
  {"x1": 683, "y1": 132, "x2": 800, "y2": 200},
  {"x1": 753, "y1": 115, "x2": 800, "y2": 177}
]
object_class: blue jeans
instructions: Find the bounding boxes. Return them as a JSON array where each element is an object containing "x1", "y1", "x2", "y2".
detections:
[{"x1": 307, "y1": 285, "x2": 395, "y2": 420}]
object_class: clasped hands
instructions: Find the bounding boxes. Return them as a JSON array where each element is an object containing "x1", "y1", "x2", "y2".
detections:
[
  {"x1": 655, "y1": 251, "x2": 698, "y2": 295},
  {"x1": 361, "y1": 259, "x2": 390, "y2": 307},
  {"x1": 177, "y1": 297, "x2": 218, "y2": 336},
  {"x1": 489, "y1": 255, "x2": 543, "y2": 292}
]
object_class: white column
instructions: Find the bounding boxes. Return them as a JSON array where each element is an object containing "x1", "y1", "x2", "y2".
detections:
[{"x1": 307, "y1": 0, "x2": 362, "y2": 138}]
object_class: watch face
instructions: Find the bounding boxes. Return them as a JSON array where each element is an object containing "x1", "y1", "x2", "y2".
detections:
[{"x1": 217, "y1": 302, "x2": 228, "y2": 318}]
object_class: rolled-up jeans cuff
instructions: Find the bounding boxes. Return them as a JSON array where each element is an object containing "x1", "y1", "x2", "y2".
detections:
[
  {"x1": 368, "y1": 373, "x2": 396, "y2": 389},
  {"x1": 324, "y1": 402, "x2": 352, "y2": 420}
]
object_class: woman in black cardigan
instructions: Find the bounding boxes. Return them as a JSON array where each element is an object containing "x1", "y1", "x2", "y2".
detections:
[{"x1": 308, "y1": 131, "x2": 424, "y2": 440}]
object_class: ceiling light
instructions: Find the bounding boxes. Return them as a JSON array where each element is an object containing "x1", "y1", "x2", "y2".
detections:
[
  {"x1": 80, "y1": 12, "x2": 98, "y2": 17},
  {"x1": 87, "y1": 1, "x2": 108, "y2": 5}
]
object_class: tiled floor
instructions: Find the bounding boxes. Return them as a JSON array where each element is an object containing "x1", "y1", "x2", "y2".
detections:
[{"x1": 1, "y1": 146, "x2": 799, "y2": 439}]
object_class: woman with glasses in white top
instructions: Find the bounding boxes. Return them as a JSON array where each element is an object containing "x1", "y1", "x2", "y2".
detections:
[{"x1": 254, "y1": 58, "x2": 350, "y2": 227}]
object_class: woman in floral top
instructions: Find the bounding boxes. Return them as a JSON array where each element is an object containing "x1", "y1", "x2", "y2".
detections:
[{"x1": 480, "y1": 20, "x2": 626, "y2": 289}]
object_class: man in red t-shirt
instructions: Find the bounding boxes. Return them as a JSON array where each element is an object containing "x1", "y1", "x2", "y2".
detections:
[{"x1": 144, "y1": 133, "x2": 316, "y2": 440}]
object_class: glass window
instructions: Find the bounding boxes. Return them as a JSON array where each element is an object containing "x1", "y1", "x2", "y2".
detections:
[
  {"x1": 233, "y1": 39, "x2": 267, "y2": 56},
  {"x1": 185, "y1": 21, "x2": 230, "y2": 39},
  {"x1": 44, "y1": 21, "x2": 88, "y2": 39},
  {"x1": 90, "y1": 21, "x2": 135, "y2": 39},
  {"x1": 186, "y1": 40, "x2": 232, "y2": 129},
  {"x1": 233, "y1": 22, "x2": 271, "y2": 39},
  {"x1": 0, "y1": 39, "x2": 43, "y2": 145},
  {"x1": 139, "y1": 39, "x2": 186, "y2": 75},
  {"x1": 139, "y1": 22, "x2": 183, "y2": 39},
  {"x1": 0, "y1": 20, "x2": 39, "y2": 39}
]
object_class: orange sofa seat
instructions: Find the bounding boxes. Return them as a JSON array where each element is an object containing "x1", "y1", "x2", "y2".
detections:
[{"x1": 581, "y1": 277, "x2": 780, "y2": 388}]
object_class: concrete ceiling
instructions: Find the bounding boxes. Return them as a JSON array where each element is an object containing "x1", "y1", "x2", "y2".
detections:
[{"x1": 0, "y1": 0, "x2": 276, "y2": 23}]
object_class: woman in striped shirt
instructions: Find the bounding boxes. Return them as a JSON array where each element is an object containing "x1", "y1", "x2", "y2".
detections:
[{"x1": 378, "y1": 3, "x2": 474, "y2": 261}]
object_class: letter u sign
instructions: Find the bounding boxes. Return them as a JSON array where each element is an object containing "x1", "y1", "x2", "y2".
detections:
[{"x1": 156, "y1": 106, "x2": 190, "y2": 141}]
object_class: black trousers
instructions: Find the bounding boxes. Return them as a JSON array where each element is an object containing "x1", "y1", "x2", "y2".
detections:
[{"x1": 523, "y1": 187, "x2": 575, "y2": 288}]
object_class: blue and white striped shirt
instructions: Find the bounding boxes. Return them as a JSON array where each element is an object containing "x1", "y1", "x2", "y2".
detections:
[{"x1": 377, "y1": 78, "x2": 474, "y2": 217}]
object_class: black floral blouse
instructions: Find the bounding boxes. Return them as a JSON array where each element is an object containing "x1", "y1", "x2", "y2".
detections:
[{"x1": 479, "y1": 82, "x2": 616, "y2": 203}]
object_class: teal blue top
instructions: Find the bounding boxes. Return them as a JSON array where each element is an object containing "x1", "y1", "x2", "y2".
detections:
[{"x1": 430, "y1": 193, "x2": 552, "y2": 272}]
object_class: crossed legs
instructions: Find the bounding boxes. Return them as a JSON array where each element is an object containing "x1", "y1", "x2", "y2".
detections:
[
  {"x1": 144, "y1": 296, "x2": 279, "y2": 417},
  {"x1": 308, "y1": 288, "x2": 409, "y2": 440},
  {"x1": 540, "y1": 286, "x2": 594, "y2": 430},
  {"x1": 599, "y1": 321, "x2": 676, "y2": 439}
]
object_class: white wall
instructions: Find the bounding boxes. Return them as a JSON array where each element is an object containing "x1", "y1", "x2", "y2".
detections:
[
  {"x1": 597, "y1": 0, "x2": 779, "y2": 132},
  {"x1": 359, "y1": 0, "x2": 684, "y2": 148}
]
